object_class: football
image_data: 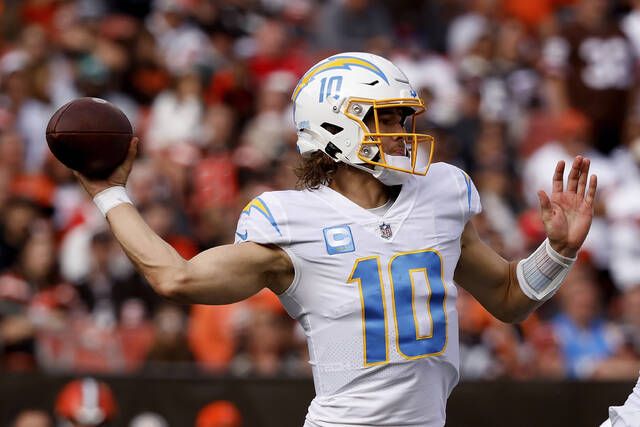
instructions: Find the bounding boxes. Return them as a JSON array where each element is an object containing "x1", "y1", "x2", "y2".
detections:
[{"x1": 46, "y1": 97, "x2": 133, "y2": 179}]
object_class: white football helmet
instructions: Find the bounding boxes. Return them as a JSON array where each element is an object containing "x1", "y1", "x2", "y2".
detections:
[{"x1": 292, "y1": 52, "x2": 435, "y2": 185}]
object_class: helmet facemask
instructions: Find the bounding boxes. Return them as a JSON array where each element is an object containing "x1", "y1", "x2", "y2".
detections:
[{"x1": 343, "y1": 98, "x2": 435, "y2": 185}]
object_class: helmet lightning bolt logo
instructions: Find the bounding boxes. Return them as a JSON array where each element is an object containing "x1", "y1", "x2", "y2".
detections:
[{"x1": 291, "y1": 56, "x2": 389, "y2": 103}]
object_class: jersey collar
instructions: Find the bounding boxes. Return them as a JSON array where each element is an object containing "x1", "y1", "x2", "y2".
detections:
[{"x1": 310, "y1": 177, "x2": 417, "y2": 241}]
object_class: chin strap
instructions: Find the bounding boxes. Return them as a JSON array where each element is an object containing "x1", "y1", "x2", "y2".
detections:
[{"x1": 373, "y1": 155, "x2": 415, "y2": 186}]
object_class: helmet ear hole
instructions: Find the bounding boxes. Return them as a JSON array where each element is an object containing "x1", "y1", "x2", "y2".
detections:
[
  {"x1": 325, "y1": 141, "x2": 343, "y2": 159},
  {"x1": 320, "y1": 122, "x2": 344, "y2": 135}
]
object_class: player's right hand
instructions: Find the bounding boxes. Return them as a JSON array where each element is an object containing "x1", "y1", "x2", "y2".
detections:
[{"x1": 74, "y1": 137, "x2": 139, "y2": 198}]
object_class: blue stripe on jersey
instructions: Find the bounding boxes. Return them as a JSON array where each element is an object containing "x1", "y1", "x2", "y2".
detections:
[{"x1": 460, "y1": 171, "x2": 472, "y2": 212}]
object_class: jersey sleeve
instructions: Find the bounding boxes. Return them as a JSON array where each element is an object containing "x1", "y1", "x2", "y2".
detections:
[
  {"x1": 234, "y1": 193, "x2": 290, "y2": 246},
  {"x1": 456, "y1": 168, "x2": 482, "y2": 223}
]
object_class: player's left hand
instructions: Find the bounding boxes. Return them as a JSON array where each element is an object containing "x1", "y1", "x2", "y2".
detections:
[{"x1": 537, "y1": 156, "x2": 597, "y2": 258}]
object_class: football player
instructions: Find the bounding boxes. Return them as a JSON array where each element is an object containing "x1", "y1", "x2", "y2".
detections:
[{"x1": 74, "y1": 52, "x2": 597, "y2": 427}]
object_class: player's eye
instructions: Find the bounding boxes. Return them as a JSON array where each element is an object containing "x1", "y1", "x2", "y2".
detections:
[{"x1": 380, "y1": 116, "x2": 400, "y2": 126}]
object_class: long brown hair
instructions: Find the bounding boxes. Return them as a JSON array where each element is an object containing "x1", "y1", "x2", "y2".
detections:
[{"x1": 294, "y1": 151, "x2": 343, "y2": 190}]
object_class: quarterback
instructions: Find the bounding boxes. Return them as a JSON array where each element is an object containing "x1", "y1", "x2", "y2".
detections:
[{"x1": 75, "y1": 53, "x2": 597, "y2": 426}]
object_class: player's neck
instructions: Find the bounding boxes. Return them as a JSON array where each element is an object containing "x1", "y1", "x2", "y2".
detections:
[{"x1": 329, "y1": 165, "x2": 391, "y2": 209}]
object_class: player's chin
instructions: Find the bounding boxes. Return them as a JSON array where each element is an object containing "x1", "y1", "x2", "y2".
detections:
[{"x1": 383, "y1": 149, "x2": 406, "y2": 157}]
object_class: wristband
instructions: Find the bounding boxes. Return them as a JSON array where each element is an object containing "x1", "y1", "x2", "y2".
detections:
[
  {"x1": 516, "y1": 239, "x2": 577, "y2": 301},
  {"x1": 93, "y1": 186, "x2": 133, "y2": 217}
]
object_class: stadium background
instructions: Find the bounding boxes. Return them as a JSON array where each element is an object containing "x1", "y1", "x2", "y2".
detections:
[{"x1": 0, "y1": 0, "x2": 639, "y2": 426}]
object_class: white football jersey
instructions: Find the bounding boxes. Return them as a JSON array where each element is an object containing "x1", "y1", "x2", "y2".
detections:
[{"x1": 234, "y1": 163, "x2": 481, "y2": 427}]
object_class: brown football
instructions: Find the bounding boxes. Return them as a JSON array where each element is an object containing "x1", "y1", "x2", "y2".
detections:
[{"x1": 46, "y1": 97, "x2": 133, "y2": 179}]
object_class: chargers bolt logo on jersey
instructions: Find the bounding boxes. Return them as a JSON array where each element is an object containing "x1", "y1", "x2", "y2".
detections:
[
  {"x1": 323, "y1": 225, "x2": 355, "y2": 255},
  {"x1": 235, "y1": 197, "x2": 281, "y2": 241}
]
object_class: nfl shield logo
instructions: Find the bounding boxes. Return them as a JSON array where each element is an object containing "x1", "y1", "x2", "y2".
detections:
[{"x1": 379, "y1": 223, "x2": 392, "y2": 239}]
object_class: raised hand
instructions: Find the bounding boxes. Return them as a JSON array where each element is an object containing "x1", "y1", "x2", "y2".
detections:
[
  {"x1": 74, "y1": 137, "x2": 139, "y2": 198},
  {"x1": 537, "y1": 156, "x2": 597, "y2": 258}
]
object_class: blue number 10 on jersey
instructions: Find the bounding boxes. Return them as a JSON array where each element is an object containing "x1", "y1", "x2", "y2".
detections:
[{"x1": 347, "y1": 249, "x2": 447, "y2": 366}]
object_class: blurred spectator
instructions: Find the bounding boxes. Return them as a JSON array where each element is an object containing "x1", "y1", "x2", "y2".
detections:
[
  {"x1": 200, "y1": 103, "x2": 237, "y2": 155},
  {"x1": 188, "y1": 303, "x2": 238, "y2": 373},
  {"x1": 192, "y1": 206, "x2": 238, "y2": 250},
  {"x1": 0, "y1": 168, "x2": 10, "y2": 210},
  {"x1": 146, "y1": 0, "x2": 214, "y2": 76},
  {"x1": 8, "y1": 61, "x2": 55, "y2": 173},
  {"x1": 11, "y1": 409, "x2": 54, "y2": 427},
  {"x1": 195, "y1": 400, "x2": 242, "y2": 427},
  {"x1": 0, "y1": 197, "x2": 43, "y2": 271},
  {"x1": 619, "y1": 286, "x2": 640, "y2": 357},
  {"x1": 542, "y1": 0, "x2": 636, "y2": 154},
  {"x1": 0, "y1": 268, "x2": 36, "y2": 371},
  {"x1": 190, "y1": 104, "x2": 240, "y2": 213},
  {"x1": 245, "y1": 19, "x2": 309, "y2": 85},
  {"x1": 141, "y1": 200, "x2": 198, "y2": 260},
  {"x1": 126, "y1": 158, "x2": 170, "y2": 208},
  {"x1": 502, "y1": 0, "x2": 558, "y2": 29},
  {"x1": 0, "y1": 222, "x2": 63, "y2": 370},
  {"x1": 237, "y1": 70, "x2": 296, "y2": 169},
  {"x1": 622, "y1": 0, "x2": 640, "y2": 58},
  {"x1": 58, "y1": 202, "x2": 111, "y2": 283},
  {"x1": 458, "y1": 286, "x2": 543, "y2": 380},
  {"x1": 125, "y1": 27, "x2": 171, "y2": 106},
  {"x1": 606, "y1": 133, "x2": 640, "y2": 290},
  {"x1": 74, "y1": 230, "x2": 155, "y2": 324},
  {"x1": 482, "y1": 320, "x2": 533, "y2": 379},
  {"x1": 144, "y1": 303, "x2": 194, "y2": 371},
  {"x1": 447, "y1": 0, "x2": 497, "y2": 60},
  {"x1": 204, "y1": 59, "x2": 254, "y2": 123},
  {"x1": 528, "y1": 322, "x2": 566, "y2": 379},
  {"x1": 117, "y1": 299, "x2": 155, "y2": 372},
  {"x1": 474, "y1": 167, "x2": 524, "y2": 257},
  {"x1": 314, "y1": 0, "x2": 393, "y2": 53},
  {"x1": 478, "y1": 19, "x2": 540, "y2": 126},
  {"x1": 145, "y1": 71, "x2": 204, "y2": 199},
  {"x1": 145, "y1": 71, "x2": 204, "y2": 152},
  {"x1": 392, "y1": 50, "x2": 463, "y2": 128},
  {"x1": 552, "y1": 263, "x2": 625, "y2": 378},
  {"x1": 457, "y1": 287, "x2": 499, "y2": 379},
  {"x1": 230, "y1": 295, "x2": 297, "y2": 377},
  {"x1": 0, "y1": 128, "x2": 26, "y2": 178},
  {"x1": 62, "y1": 314, "x2": 125, "y2": 373}
]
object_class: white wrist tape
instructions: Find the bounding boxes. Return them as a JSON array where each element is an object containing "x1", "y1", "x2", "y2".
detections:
[
  {"x1": 93, "y1": 186, "x2": 133, "y2": 217},
  {"x1": 516, "y1": 239, "x2": 577, "y2": 301}
]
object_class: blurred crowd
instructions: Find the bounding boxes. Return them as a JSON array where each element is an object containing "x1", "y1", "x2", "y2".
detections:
[{"x1": 1, "y1": 0, "x2": 640, "y2": 382}]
